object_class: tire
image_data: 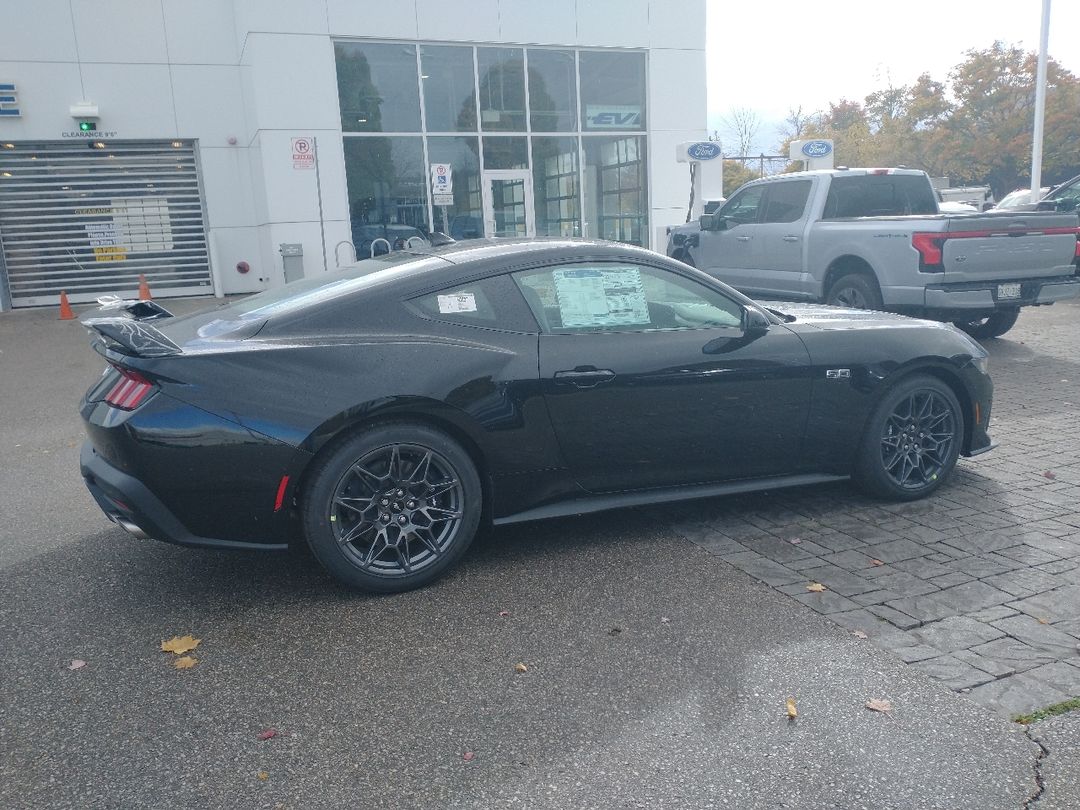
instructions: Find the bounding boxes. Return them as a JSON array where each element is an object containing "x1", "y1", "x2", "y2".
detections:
[
  {"x1": 854, "y1": 374, "x2": 963, "y2": 501},
  {"x1": 953, "y1": 308, "x2": 1020, "y2": 340},
  {"x1": 301, "y1": 423, "x2": 482, "y2": 593},
  {"x1": 826, "y1": 273, "x2": 883, "y2": 310}
]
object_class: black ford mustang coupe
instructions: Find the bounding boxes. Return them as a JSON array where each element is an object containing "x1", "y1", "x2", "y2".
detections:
[{"x1": 80, "y1": 239, "x2": 993, "y2": 592}]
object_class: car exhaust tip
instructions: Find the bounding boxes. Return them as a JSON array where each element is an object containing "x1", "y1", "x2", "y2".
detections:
[{"x1": 114, "y1": 516, "x2": 150, "y2": 540}]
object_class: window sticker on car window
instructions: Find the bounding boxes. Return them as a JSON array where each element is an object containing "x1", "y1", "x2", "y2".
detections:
[
  {"x1": 552, "y1": 267, "x2": 650, "y2": 328},
  {"x1": 437, "y1": 292, "x2": 477, "y2": 314}
]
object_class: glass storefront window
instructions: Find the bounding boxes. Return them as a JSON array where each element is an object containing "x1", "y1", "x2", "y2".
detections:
[
  {"x1": 427, "y1": 136, "x2": 482, "y2": 240},
  {"x1": 336, "y1": 42, "x2": 421, "y2": 133},
  {"x1": 579, "y1": 51, "x2": 646, "y2": 132},
  {"x1": 583, "y1": 136, "x2": 648, "y2": 245},
  {"x1": 531, "y1": 137, "x2": 580, "y2": 237},
  {"x1": 476, "y1": 47, "x2": 526, "y2": 132},
  {"x1": 483, "y1": 137, "x2": 529, "y2": 170},
  {"x1": 343, "y1": 137, "x2": 428, "y2": 256},
  {"x1": 420, "y1": 45, "x2": 476, "y2": 132},
  {"x1": 527, "y1": 49, "x2": 577, "y2": 132}
]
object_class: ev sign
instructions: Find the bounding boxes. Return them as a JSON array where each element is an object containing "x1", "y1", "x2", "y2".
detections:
[
  {"x1": 430, "y1": 163, "x2": 453, "y2": 206},
  {"x1": 291, "y1": 137, "x2": 315, "y2": 170}
]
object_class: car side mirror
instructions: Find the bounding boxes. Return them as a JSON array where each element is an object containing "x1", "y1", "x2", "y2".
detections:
[
  {"x1": 699, "y1": 213, "x2": 715, "y2": 230},
  {"x1": 743, "y1": 307, "x2": 770, "y2": 336}
]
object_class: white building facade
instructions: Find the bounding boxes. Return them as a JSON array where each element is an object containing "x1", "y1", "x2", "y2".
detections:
[{"x1": 0, "y1": 0, "x2": 706, "y2": 309}]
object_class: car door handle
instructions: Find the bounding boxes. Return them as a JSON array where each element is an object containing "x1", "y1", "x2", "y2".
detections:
[
  {"x1": 782, "y1": 235, "x2": 800, "y2": 242},
  {"x1": 554, "y1": 367, "x2": 616, "y2": 388},
  {"x1": 735, "y1": 235, "x2": 752, "y2": 242}
]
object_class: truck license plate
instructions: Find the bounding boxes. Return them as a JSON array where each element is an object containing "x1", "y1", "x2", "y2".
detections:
[{"x1": 997, "y1": 283, "x2": 1022, "y2": 300}]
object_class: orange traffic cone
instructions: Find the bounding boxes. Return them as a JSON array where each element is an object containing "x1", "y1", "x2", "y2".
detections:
[
  {"x1": 58, "y1": 291, "x2": 76, "y2": 320},
  {"x1": 138, "y1": 274, "x2": 152, "y2": 301}
]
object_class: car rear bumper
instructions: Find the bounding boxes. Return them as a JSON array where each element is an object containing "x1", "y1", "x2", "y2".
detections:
[
  {"x1": 922, "y1": 275, "x2": 1080, "y2": 312},
  {"x1": 81, "y1": 441, "x2": 288, "y2": 551}
]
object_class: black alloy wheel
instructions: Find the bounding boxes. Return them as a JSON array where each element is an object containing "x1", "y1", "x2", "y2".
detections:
[
  {"x1": 855, "y1": 375, "x2": 962, "y2": 501},
  {"x1": 302, "y1": 424, "x2": 482, "y2": 592},
  {"x1": 953, "y1": 308, "x2": 1020, "y2": 340},
  {"x1": 826, "y1": 273, "x2": 883, "y2": 310}
]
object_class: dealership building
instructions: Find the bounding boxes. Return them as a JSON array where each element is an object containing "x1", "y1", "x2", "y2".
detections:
[{"x1": 0, "y1": 0, "x2": 706, "y2": 309}]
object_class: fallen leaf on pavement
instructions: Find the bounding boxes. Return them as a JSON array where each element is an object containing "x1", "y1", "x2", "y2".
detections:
[
  {"x1": 789, "y1": 538, "x2": 802, "y2": 545},
  {"x1": 1043, "y1": 471, "x2": 1056, "y2": 480},
  {"x1": 852, "y1": 630, "x2": 869, "y2": 640},
  {"x1": 258, "y1": 729, "x2": 277, "y2": 740},
  {"x1": 660, "y1": 616, "x2": 670, "y2": 624},
  {"x1": 1037, "y1": 617, "x2": 1050, "y2": 625},
  {"x1": 806, "y1": 583, "x2": 827, "y2": 593},
  {"x1": 68, "y1": 659, "x2": 87, "y2": 670},
  {"x1": 514, "y1": 663, "x2": 528, "y2": 673},
  {"x1": 161, "y1": 635, "x2": 201, "y2": 655},
  {"x1": 498, "y1": 610, "x2": 510, "y2": 617},
  {"x1": 257, "y1": 771, "x2": 269, "y2": 781},
  {"x1": 865, "y1": 698, "x2": 893, "y2": 714},
  {"x1": 786, "y1": 697, "x2": 798, "y2": 719},
  {"x1": 609, "y1": 627, "x2": 622, "y2": 635},
  {"x1": 463, "y1": 751, "x2": 475, "y2": 762},
  {"x1": 871, "y1": 559, "x2": 885, "y2": 566},
  {"x1": 173, "y1": 656, "x2": 198, "y2": 670}
]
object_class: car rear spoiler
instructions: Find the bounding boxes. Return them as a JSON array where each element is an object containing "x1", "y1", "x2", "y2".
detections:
[{"x1": 81, "y1": 296, "x2": 182, "y2": 358}]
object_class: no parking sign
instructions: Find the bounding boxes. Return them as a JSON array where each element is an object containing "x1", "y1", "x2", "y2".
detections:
[{"x1": 430, "y1": 163, "x2": 453, "y2": 206}]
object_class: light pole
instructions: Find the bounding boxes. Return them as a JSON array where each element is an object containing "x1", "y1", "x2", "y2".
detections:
[{"x1": 1030, "y1": 0, "x2": 1051, "y2": 200}]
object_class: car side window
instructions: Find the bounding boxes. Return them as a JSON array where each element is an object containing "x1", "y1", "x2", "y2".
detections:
[
  {"x1": 408, "y1": 273, "x2": 539, "y2": 332},
  {"x1": 718, "y1": 185, "x2": 765, "y2": 225},
  {"x1": 513, "y1": 263, "x2": 744, "y2": 333},
  {"x1": 761, "y1": 180, "x2": 812, "y2": 223}
]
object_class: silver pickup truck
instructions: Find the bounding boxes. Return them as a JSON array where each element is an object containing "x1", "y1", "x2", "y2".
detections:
[{"x1": 667, "y1": 168, "x2": 1080, "y2": 338}]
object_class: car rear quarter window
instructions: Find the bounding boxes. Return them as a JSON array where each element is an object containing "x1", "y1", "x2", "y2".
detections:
[
  {"x1": 408, "y1": 273, "x2": 539, "y2": 333},
  {"x1": 823, "y1": 175, "x2": 938, "y2": 218},
  {"x1": 513, "y1": 263, "x2": 744, "y2": 333}
]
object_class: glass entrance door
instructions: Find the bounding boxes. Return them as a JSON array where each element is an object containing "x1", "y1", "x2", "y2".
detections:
[{"x1": 482, "y1": 170, "x2": 535, "y2": 238}]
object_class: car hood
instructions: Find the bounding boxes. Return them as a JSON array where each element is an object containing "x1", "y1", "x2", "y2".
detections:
[{"x1": 760, "y1": 301, "x2": 958, "y2": 332}]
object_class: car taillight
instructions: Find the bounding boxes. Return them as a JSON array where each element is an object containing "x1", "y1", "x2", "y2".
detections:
[
  {"x1": 912, "y1": 232, "x2": 946, "y2": 272},
  {"x1": 104, "y1": 364, "x2": 155, "y2": 410}
]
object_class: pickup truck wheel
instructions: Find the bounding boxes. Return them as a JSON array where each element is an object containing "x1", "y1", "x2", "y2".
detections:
[
  {"x1": 826, "y1": 273, "x2": 883, "y2": 311},
  {"x1": 953, "y1": 308, "x2": 1020, "y2": 340},
  {"x1": 855, "y1": 374, "x2": 962, "y2": 501}
]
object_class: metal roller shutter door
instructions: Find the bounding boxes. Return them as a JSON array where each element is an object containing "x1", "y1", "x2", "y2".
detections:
[{"x1": 0, "y1": 140, "x2": 214, "y2": 308}]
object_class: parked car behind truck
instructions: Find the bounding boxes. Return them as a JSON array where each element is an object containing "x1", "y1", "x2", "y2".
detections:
[{"x1": 667, "y1": 168, "x2": 1080, "y2": 338}]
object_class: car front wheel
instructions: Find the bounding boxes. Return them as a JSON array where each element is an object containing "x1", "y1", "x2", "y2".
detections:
[
  {"x1": 855, "y1": 375, "x2": 963, "y2": 501},
  {"x1": 302, "y1": 423, "x2": 482, "y2": 592}
]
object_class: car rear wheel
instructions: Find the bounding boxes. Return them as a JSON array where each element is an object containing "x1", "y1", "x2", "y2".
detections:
[
  {"x1": 953, "y1": 308, "x2": 1019, "y2": 339},
  {"x1": 826, "y1": 273, "x2": 883, "y2": 310},
  {"x1": 302, "y1": 423, "x2": 482, "y2": 592},
  {"x1": 855, "y1": 375, "x2": 962, "y2": 501}
]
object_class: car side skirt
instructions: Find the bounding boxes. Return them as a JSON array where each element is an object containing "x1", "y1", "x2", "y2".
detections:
[{"x1": 492, "y1": 473, "x2": 849, "y2": 526}]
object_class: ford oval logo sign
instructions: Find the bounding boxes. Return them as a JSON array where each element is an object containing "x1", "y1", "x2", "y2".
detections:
[
  {"x1": 686, "y1": 141, "x2": 722, "y2": 161},
  {"x1": 801, "y1": 140, "x2": 833, "y2": 158}
]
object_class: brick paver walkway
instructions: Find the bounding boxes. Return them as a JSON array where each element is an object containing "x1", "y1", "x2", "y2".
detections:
[{"x1": 666, "y1": 298, "x2": 1080, "y2": 718}]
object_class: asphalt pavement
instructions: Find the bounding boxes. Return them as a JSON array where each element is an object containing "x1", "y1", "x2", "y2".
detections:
[{"x1": 0, "y1": 295, "x2": 1066, "y2": 809}]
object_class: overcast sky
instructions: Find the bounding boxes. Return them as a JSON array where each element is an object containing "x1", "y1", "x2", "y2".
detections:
[{"x1": 706, "y1": 0, "x2": 1080, "y2": 152}]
